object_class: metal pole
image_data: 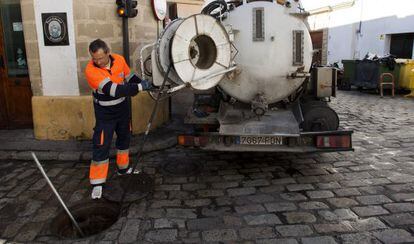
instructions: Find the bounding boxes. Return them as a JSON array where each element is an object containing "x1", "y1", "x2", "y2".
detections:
[
  {"x1": 31, "y1": 152, "x2": 85, "y2": 238},
  {"x1": 122, "y1": 16, "x2": 133, "y2": 129},
  {"x1": 123, "y1": 17, "x2": 130, "y2": 66}
]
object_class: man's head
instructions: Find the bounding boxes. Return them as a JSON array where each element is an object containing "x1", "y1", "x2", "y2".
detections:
[{"x1": 89, "y1": 39, "x2": 110, "y2": 68}]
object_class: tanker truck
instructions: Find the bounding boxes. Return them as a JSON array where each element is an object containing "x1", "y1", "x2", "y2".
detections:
[{"x1": 142, "y1": 0, "x2": 353, "y2": 152}]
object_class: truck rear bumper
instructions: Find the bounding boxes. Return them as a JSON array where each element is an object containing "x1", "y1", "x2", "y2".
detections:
[{"x1": 178, "y1": 130, "x2": 353, "y2": 153}]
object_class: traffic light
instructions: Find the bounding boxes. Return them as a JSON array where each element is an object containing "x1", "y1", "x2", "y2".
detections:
[
  {"x1": 127, "y1": 0, "x2": 138, "y2": 18},
  {"x1": 116, "y1": 0, "x2": 138, "y2": 18},
  {"x1": 116, "y1": 0, "x2": 127, "y2": 17}
]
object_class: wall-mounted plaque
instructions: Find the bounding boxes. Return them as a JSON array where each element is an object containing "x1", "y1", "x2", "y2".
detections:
[
  {"x1": 41, "y1": 12, "x2": 69, "y2": 46},
  {"x1": 12, "y1": 22, "x2": 23, "y2": 32}
]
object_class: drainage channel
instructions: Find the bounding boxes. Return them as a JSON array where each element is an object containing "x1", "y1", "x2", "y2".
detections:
[
  {"x1": 50, "y1": 200, "x2": 120, "y2": 239},
  {"x1": 42, "y1": 167, "x2": 156, "y2": 239},
  {"x1": 49, "y1": 172, "x2": 155, "y2": 239}
]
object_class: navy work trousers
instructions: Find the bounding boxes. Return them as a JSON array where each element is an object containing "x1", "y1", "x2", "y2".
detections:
[{"x1": 92, "y1": 116, "x2": 131, "y2": 162}]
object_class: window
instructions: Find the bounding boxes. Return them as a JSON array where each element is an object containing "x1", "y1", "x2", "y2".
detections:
[
  {"x1": 293, "y1": 30, "x2": 304, "y2": 66},
  {"x1": 252, "y1": 7, "x2": 265, "y2": 42}
]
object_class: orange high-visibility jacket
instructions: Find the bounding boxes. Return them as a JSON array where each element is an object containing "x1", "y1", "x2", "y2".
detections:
[{"x1": 85, "y1": 54, "x2": 142, "y2": 120}]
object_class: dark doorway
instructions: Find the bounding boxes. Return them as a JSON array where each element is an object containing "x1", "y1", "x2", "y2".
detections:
[
  {"x1": 310, "y1": 30, "x2": 323, "y2": 66},
  {"x1": 168, "y1": 2, "x2": 178, "y2": 20},
  {"x1": 0, "y1": 1, "x2": 33, "y2": 129},
  {"x1": 390, "y1": 33, "x2": 414, "y2": 59}
]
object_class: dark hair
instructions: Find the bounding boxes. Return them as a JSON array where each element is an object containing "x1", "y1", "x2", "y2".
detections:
[{"x1": 89, "y1": 39, "x2": 110, "y2": 53}]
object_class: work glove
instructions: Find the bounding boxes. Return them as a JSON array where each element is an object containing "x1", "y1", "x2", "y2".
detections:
[{"x1": 138, "y1": 79, "x2": 153, "y2": 91}]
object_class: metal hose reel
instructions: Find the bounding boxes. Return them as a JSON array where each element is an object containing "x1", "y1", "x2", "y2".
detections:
[{"x1": 152, "y1": 14, "x2": 233, "y2": 92}]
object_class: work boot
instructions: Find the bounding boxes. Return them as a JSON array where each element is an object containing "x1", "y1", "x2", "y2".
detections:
[
  {"x1": 117, "y1": 167, "x2": 133, "y2": 176},
  {"x1": 91, "y1": 185, "x2": 103, "y2": 199},
  {"x1": 117, "y1": 167, "x2": 140, "y2": 176}
]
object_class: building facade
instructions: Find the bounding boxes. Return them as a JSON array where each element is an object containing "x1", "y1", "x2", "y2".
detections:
[
  {"x1": 306, "y1": 0, "x2": 414, "y2": 66},
  {"x1": 0, "y1": 0, "x2": 202, "y2": 139}
]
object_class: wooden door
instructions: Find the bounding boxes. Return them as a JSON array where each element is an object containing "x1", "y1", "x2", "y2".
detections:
[{"x1": 0, "y1": 2, "x2": 32, "y2": 129}]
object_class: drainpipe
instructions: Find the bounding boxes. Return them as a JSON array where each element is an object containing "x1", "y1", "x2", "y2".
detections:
[{"x1": 307, "y1": 0, "x2": 355, "y2": 16}]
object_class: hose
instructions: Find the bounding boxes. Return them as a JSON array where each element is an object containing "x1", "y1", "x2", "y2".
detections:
[
  {"x1": 201, "y1": 0, "x2": 228, "y2": 19},
  {"x1": 118, "y1": 64, "x2": 173, "y2": 212}
]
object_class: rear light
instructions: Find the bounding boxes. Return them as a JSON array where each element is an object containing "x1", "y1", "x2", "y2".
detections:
[
  {"x1": 178, "y1": 135, "x2": 188, "y2": 146},
  {"x1": 177, "y1": 135, "x2": 208, "y2": 147},
  {"x1": 316, "y1": 135, "x2": 351, "y2": 148}
]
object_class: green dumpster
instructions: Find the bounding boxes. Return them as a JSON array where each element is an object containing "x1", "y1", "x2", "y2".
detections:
[{"x1": 341, "y1": 59, "x2": 356, "y2": 90}]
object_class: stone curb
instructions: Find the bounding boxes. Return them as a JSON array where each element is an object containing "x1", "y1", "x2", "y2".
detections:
[{"x1": 0, "y1": 129, "x2": 179, "y2": 162}]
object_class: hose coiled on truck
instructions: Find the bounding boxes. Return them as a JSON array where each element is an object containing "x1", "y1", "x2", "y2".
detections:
[{"x1": 201, "y1": 0, "x2": 228, "y2": 19}]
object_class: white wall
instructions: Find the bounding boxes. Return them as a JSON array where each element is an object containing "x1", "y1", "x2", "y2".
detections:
[
  {"x1": 306, "y1": 0, "x2": 414, "y2": 64},
  {"x1": 34, "y1": 0, "x2": 79, "y2": 96}
]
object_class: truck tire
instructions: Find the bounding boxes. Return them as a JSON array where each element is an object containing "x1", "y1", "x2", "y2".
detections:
[{"x1": 301, "y1": 103, "x2": 339, "y2": 132}]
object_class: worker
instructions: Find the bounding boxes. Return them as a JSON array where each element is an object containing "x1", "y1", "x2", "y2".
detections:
[{"x1": 85, "y1": 39, "x2": 152, "y2": 199}]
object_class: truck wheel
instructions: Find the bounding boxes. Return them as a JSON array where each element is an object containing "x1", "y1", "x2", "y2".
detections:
[{"x1": 302, "y1": 105, "x2": 339, "y2": 132}]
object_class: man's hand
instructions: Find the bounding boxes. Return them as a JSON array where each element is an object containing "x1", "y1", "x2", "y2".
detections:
[{"x1": 139, "y1": 80, "x2": 154, "y2": 91}]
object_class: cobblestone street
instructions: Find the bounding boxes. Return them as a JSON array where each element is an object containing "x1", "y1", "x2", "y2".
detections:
[{"x1": 1, "y1": 91, "x2": 414, "y2": 243}]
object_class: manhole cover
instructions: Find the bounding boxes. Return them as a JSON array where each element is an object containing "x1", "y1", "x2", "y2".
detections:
[
  {"x1": 161, "y1": 159, "x2": 202, "y2": 176},
  {"x1": 103, "y1": 172, "x2": 154, "y2": 203},
  {"x1": 50, "y1": 201, "x2": 120, "y2": 239}
]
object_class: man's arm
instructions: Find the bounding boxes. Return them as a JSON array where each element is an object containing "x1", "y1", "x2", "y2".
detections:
[
  {"x1": 85, "y1": 67, "x2": 145, "y2": 98},
  {"x1": 98, "y1": 78, "x2": 146, "y2": 98},
  {"x1": 125, "y1": 72, "x2": 142, "y2": 84},
  {"x1": 124, "y1": 73, "x2": 153, "y2": 92},
  {"x1": 121, "y1": 55, "x2": 147, "y2": 85}
]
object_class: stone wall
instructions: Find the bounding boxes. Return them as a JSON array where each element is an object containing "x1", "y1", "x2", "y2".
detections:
[
  {"x1": 74, "y1": 0, "x2": 159, "y2": 95},
  {"x1": 322, "y1": 28, "x2": 328, "y2": 65},
  {"x1": 21, "y1": 0, "x2": 42, "y2": 96}
]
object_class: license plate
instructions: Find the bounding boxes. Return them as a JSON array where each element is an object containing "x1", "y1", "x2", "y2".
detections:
[{"x1": 238, "y1": 136, "x2": 283, "y2": 145}]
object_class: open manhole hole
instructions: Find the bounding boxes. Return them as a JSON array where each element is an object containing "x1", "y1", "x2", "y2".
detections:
[
  {"x1": 161, "y1": 158, "x2": 202, "y2": 176},
  {"x1": 50, "y1": 201, "x2": 120, "y2": 239},
  {"x1": 103, "y1": 172, "x2": 154, "y2": 203}
]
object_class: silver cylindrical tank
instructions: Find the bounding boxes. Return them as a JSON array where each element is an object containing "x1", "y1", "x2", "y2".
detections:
[{"x1": 218, "y1": 1, "x2": 313, "y2": 104}]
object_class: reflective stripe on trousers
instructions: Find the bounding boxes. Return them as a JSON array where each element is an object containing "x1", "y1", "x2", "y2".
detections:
[
  {"x1": 89, "y1": 159, "x2": 109, "y2": 185},
  {"x1": 116, "y1": 149, "x2": 129, "y2": 169}
]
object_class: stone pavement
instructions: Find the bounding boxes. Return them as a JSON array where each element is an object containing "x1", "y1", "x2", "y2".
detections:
[{"x1": 1, "y1": 90, "x2": 414, "y2": 243}]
